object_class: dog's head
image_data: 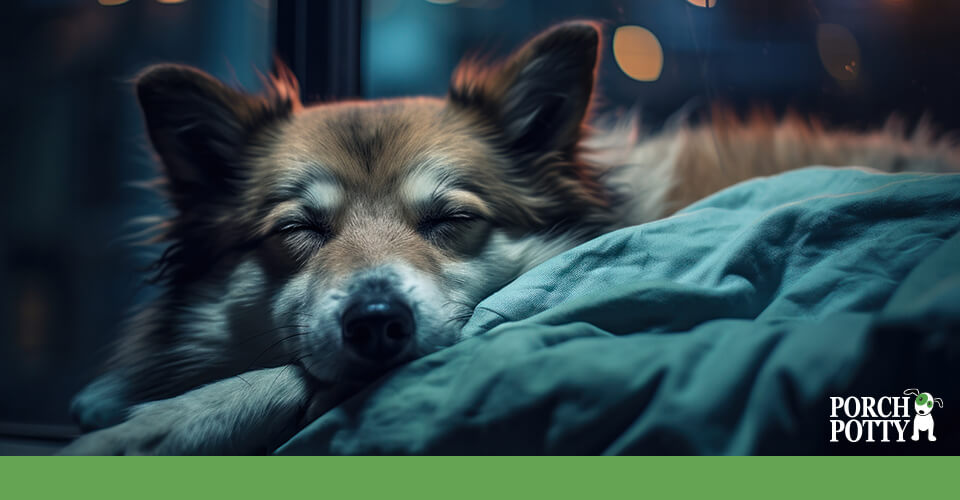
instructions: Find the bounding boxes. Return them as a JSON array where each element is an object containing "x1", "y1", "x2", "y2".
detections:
[
  {"x1": 904, "y1": 389, "x2": 943, "y2": 416},
  {"x1": 914, "y1": 392, "x2": 942, "y2": 416},
  {"x1": 137, "y1": 22, "x2": 615, "y2": 384}
]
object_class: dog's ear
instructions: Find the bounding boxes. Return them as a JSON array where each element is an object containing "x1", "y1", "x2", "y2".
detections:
[
  {"x1": 903, "y1": 388, "x2": 920, "y2": 397},
  {"x1": 136, "y1": 64, "x2": 299, "y2": 211},
  {"x1": 449, "y1": 21, "x2": 600, "y2": 158},
  {"x1": 934, "y1": 398, "x2": 943, "y2": 408}
]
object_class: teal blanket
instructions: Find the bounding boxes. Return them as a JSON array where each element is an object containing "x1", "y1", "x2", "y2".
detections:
[{"x1": 278, "y1": 168, "x2": 960, "y2": 455}]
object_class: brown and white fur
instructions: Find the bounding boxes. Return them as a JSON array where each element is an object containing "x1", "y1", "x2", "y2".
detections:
[{"x1": 63, "y1": 22, "x2": 960, "y2": 454}]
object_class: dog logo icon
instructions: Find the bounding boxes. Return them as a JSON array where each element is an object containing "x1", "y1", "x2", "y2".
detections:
[{"x1": 903, "y1": 389, "x2": 943, "y2": 442}]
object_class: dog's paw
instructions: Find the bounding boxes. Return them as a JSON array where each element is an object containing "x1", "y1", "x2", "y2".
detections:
[
  {"x1": 59, "y1": 401, "x2": 186, "y2": 455},
  {"x1": 62, "y1": 368, "x2": 314, "y2": 455},
  {"x1": 60, "y1": 399, "x2": 214, "y2": 455},
  {"x1": 58, "y1": 422, "x2": 161, "y2": 456}
]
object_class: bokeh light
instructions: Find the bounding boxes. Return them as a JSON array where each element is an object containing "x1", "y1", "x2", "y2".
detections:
[
  {"x1": 156, "y1": 0, "x2": 189, "y2": 4},
  {"x1": 613, "y1": 25, "x2": 663, "y2": 82},
  {"x1": 97, "y1": 0, "x2": 129, "y2": 5},
  {"x1": 687, "y1": 0, "x2": 718, "y2": 7},
  {"x1": 816, "y1": 24, "x2": 861, "y2": 81}
]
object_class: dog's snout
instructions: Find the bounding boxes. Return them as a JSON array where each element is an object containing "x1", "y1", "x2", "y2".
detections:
[{"x1": 342, "y1": 299, "x2": 414, "y2": 362}]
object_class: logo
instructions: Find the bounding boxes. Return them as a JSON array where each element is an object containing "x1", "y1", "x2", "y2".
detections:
[
  {"x1": 830, "y1": 388, "x2": 943, "y2": 443},
  {"x1": 904, "y1": 388, "x2": 944, "y2": 442}
]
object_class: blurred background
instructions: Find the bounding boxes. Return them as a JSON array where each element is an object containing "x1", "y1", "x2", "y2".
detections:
[{"x1": 1, "y1": 0, "x2": 958, "y2": 453}]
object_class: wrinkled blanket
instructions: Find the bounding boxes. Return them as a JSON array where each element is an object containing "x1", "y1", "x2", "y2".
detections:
[{"x1": 278, "y1": 167, "x2": 960, "y2": 455}]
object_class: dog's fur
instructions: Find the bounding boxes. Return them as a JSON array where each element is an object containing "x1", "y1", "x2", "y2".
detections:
[{"x1": 63, "y1": 22, "x2": 960, "y2": 454}]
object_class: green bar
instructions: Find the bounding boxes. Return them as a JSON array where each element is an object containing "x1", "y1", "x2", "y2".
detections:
[{"x1": 2, "y1": 457, "x2": 956, "y2": 498}]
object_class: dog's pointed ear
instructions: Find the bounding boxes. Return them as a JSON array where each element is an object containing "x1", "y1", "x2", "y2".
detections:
[
  {"x1": 136, "y1": 64, "x2": 299, "y2": 210},
  {"x1": 903, "y1": 388, "x2": 920, "y2": 397},
  {"x1": 449, "y1": 21, "x2": 600, "y2": 158}
]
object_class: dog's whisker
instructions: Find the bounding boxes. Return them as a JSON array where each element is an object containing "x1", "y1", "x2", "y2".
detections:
[
  {"x1": 244, "y1": 333, "x2": 309, "y2": 372},
  {"x1": 238, "y1": 325, "x2": 310, "y2": 345}
]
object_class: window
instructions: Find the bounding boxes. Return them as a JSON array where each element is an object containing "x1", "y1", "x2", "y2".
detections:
[
  {"x1": 365, "y1": 0, "x2": 960, "y2": 130},
  {"x1": 1, "y1": 0, "x2": 276, "y2": 452}
]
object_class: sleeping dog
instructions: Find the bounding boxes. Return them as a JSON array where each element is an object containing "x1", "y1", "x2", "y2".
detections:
[{"x1": 63, "y1": 21, "x2": 960, "y2": 454}]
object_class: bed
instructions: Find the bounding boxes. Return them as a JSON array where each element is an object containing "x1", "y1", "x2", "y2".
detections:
[{"x1": 276, "y1": 167, "x2": 960, "y2": 454}]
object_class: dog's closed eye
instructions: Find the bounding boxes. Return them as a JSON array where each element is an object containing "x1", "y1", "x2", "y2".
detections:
[
  {"x1": 276, "y1": 220, "x2": 327, "y2": 235},
  {"x1": 418, "y1": 210, "x2": 480, "y2": 231},
  {"x1": 417, "y1": 210, "x2": 483, "y2": 241},
  {"x1": 274, "y1": 216, "x2": 332, "y2": 258}
]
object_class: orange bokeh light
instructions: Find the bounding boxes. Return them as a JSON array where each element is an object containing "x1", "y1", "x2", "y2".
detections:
[
  {"x1": 613, "y1": 25, "x2": 663, "y2": 82},
  {"x1": 687, "y1": 0, "x2": 719, "y2": 7}
]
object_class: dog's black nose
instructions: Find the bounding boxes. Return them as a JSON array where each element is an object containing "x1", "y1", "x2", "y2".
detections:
[{"x1": 341, "y1": 300, "x2": 414, "y2": 362}]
